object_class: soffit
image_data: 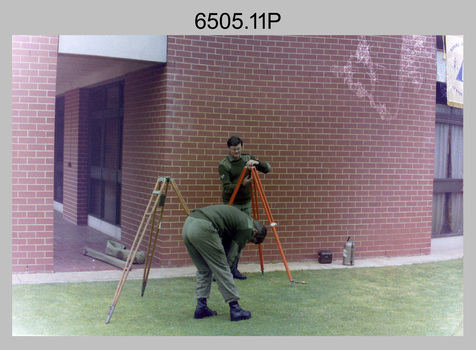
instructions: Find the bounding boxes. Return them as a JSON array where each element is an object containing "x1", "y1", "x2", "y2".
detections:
[{"x1": 56, "y1": 53, "x2": 160, "y2": 95}]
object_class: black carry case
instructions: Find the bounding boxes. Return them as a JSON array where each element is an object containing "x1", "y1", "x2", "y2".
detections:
[{"x1": 318, "y1": 249, "x2": 333, "y2": 264}]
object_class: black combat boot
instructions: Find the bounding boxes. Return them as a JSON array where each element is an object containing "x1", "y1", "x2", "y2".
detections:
[
  {"x1": 229, "y1": 301, "x2": 251, "y2": 321},
  {"x1": 194, "y1": 298, "x2": 218, "y2": 319},
  {"x1": 232, "y1": 259, "x2": 247, "y2": 280}
]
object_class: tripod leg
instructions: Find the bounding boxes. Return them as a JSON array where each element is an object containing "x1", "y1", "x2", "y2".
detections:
[
  {"x1": 141, "y1": 206, "x2": 164, "y2": 296},
  {"x1": 250, "y1": 181, "x2": 265, "y2": 274},
  {"x1": 250, "y1": 182, "x2": 259, "y2": 219},
  {"x1": 106, "y1": 193, "x2": 161, "y2": 323},
  {"x1": 258, "y1": 244, "x2": 265, "y2": 274},
  {"x1": 251, "y1": 168, "x2": 294, "y2": 286},
  {"x1": 228, "y1": 166, "x2": 248, "y2": 205},
  {"x1": 269, "y1": 225, "x2": 294, "y2": 286},
  {"x1": 171, "y1": 179, "x2": 191, "y2": 215},
  {"x1": 141, "y1": 180, "x2": 167, "y2": 287},
  {"x1": 142, "y1": 180, "x2": 170, "y2": 296},
  {"x1": 141, "y1": 216, "x2": 157, "y2": 296},
  {"x1": 141, "y1": 195, "x2": 160, "y2": 295}
]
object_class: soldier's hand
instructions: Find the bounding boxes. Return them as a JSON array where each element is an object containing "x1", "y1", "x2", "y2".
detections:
[{"x1": 243, "y1": 175, "x2": 253, "y2": 186}]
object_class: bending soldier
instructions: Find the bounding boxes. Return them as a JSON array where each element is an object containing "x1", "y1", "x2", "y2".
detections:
[{"x1": 182, "y1": 204, "x2": 267, "y2": 321}]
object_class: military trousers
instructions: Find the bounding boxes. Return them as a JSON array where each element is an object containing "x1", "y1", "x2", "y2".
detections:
[{"x1": 182, "y1": 216, "x2": 240, "y2": 304}]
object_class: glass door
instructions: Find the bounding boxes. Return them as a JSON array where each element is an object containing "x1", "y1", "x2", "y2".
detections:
[{"x1": 88, "y1": 82, "x2": 123, "y2": 225}]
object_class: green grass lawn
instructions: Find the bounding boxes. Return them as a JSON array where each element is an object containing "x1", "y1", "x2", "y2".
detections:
[{"x1": 12, "y1": 259, "x2": 463, "y2": 336}]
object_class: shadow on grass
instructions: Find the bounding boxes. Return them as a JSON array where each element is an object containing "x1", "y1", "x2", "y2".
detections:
[{"x1": 12, "y1": 259, "x2": 463, "y2": 336}]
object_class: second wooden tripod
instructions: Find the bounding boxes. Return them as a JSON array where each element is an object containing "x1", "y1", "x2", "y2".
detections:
[
  {"x1": 228, "y1": 166, "x2": 294, "y2": 286},
  {"x1": 105, "y1": 176, "x2": 190, "y2": 324}
]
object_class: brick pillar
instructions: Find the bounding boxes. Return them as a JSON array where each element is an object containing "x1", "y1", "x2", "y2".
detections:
[
  {"x1": 12, "y1": 35, "x2": 58, "y2": 273},
  {"x1": 62, "y1": 88, "x2": 89, "y2": 225}
]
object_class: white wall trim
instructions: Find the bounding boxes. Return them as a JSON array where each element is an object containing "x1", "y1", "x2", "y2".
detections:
[
  {"x1": 54, "y1": 201, "x2": 63, "y2": 213},
  {"x1": 88, "y1": 215, "x2": 121, "y2": 241}
]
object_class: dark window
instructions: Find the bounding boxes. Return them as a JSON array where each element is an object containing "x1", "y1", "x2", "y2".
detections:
[
  {"x1": 54, "y1": 97, "x2": 64, "y2": 203},
  {"x1": 88, "y1": 81, "x2": 124, "y2": 225},
  {"x1": 436, "y1": 35, "x2": 446, "y2": 51},
  {"x1": 432, "y1": 105, "x2": 463, "y2": 236},
  {"x1": 432, "y1": 36, "x2": 463, "y2": 236}
]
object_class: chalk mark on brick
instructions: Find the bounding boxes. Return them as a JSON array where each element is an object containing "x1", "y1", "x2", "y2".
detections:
[{"x1": 333, "y1": 35, "x2": 432, "y2": 121}]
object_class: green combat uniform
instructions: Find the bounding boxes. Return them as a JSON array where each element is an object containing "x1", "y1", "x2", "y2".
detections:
[
  {"x1": 218, "y1": 153, "x2": 271, "y2": 214},
  {"x1": 182, "y1": 205, "x2": 254, "y2": 304}
]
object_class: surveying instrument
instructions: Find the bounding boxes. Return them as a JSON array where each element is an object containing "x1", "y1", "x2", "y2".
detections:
[{"x1": 105, "y1": 168, "x2": 293, "y2": 324}]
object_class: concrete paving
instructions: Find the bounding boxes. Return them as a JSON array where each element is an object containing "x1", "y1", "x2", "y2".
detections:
[{"x1": 12, "y1": 235, "x2": 463, "y2": 285}]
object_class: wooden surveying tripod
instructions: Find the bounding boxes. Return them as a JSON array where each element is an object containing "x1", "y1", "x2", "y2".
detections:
[
  {"x1": 228, "y1": 166, "x2": 294, "y2": 286},
  {"x1": 105, "y1": 176, "x2": 190, "y2": 324}
]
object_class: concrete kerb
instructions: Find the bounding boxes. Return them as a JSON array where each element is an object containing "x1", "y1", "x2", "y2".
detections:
[{"x1": 12, "y1": 236, "x2": 463, "y2": 285}]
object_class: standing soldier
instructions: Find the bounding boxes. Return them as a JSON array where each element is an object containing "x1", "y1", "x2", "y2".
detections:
[{"x1": 218, "y1": 136, "x2": 271, "y2": 279}]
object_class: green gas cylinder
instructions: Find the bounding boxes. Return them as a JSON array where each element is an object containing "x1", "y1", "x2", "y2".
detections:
[{"x1": 343, "y1": 236, "x2": 355, "y2": 266}]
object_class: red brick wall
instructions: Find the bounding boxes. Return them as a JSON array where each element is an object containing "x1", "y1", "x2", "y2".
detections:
[
  {"x1": 122, "y1": 35, "x2": 436, "y2": 267},
  {"x1": 62, "y1": 88, "x2": 89, "y2": 225},
  {"x1": 121, "y1": 64, "x2": 183, "y2": 264},
  {"x1": 12, "y1": 35, "x2": 58, "y2": 273}
]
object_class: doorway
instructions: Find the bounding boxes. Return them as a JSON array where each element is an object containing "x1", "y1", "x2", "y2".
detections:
[{"x1": 88, "y1": 81, "x2": 124, "y2": 226}]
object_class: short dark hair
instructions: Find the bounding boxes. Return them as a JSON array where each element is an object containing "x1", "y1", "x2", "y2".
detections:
[
  {"x1": 227, "y1": 136, "x2": 243, "y2": 148},
  {"x1": 253, "y1": 220, "x2": 267, "y2": 244}
]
